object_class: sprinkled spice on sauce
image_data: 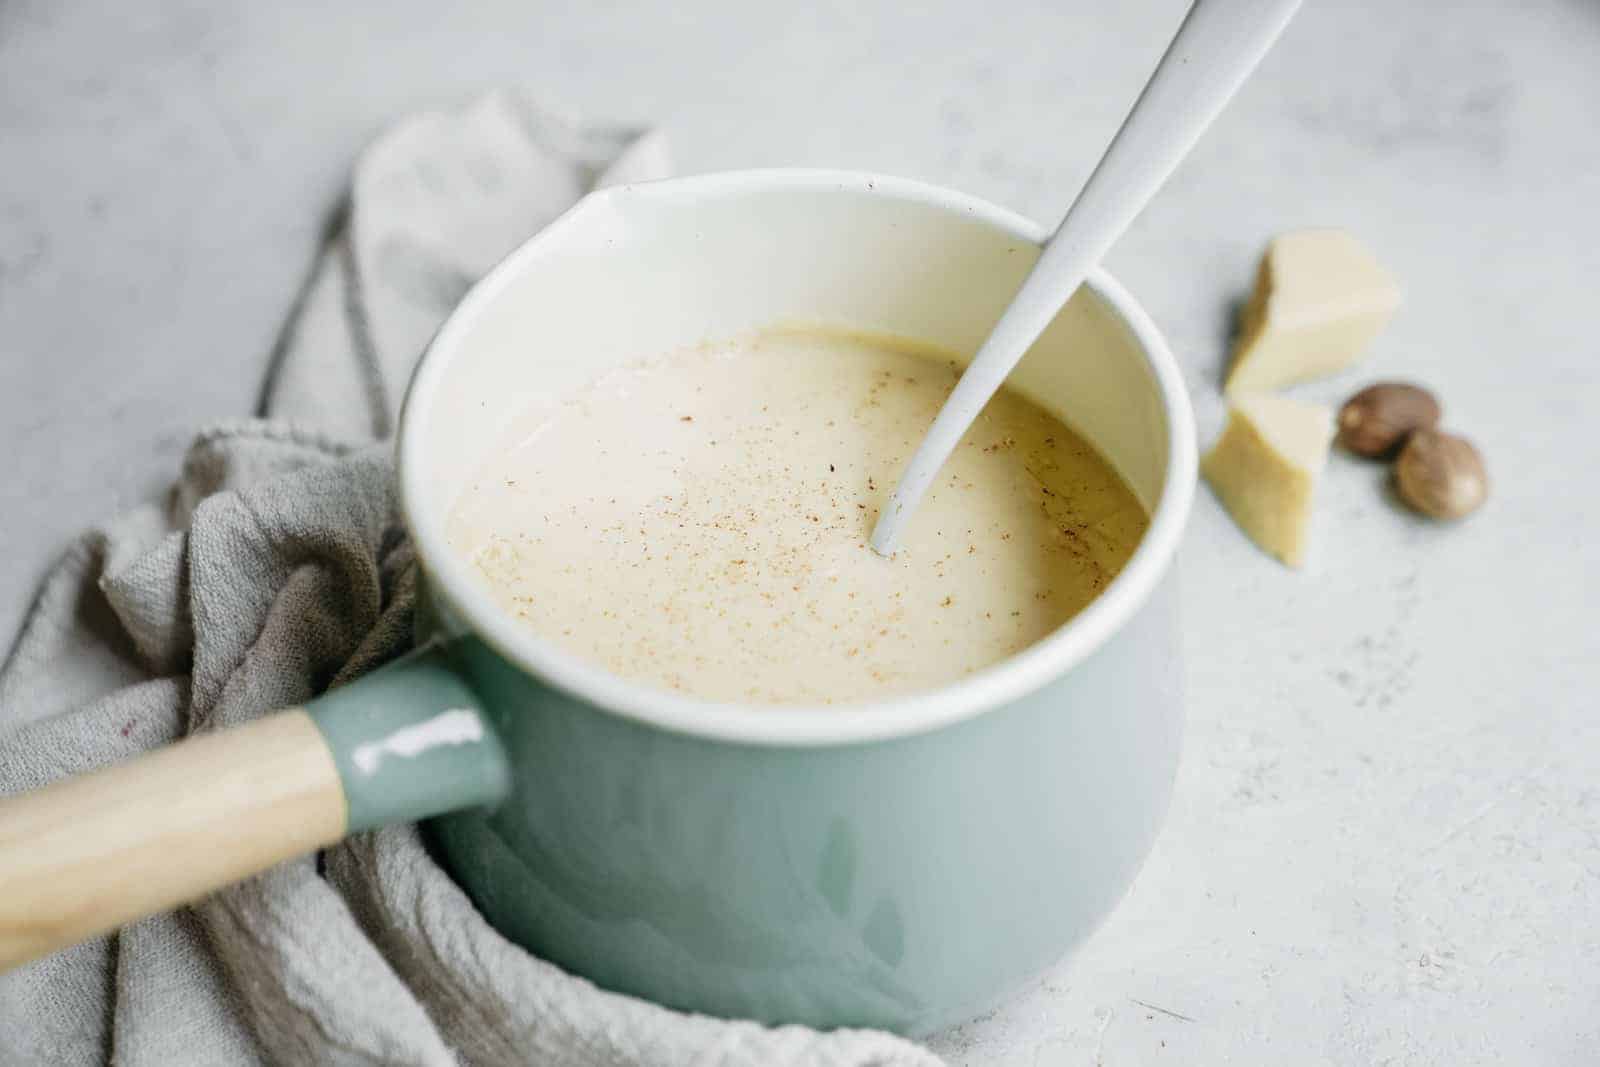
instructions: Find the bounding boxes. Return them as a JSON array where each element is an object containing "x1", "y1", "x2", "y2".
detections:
[{"x1": 448, "y1": 327, "x2": 1148, "y2": 705}]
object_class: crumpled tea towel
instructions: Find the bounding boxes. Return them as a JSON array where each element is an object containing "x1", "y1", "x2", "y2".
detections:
[{"x1": 0, "y1": 89, "x2": 943, "y2": 1067}]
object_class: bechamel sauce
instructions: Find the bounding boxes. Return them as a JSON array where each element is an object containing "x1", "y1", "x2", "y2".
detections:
[{"x1": 448, "y1": 328, "x2": 1147, "y2": 705}]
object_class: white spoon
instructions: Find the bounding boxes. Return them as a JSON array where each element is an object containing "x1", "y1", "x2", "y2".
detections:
[{"x1": 870, "y1": 0, "x2": 1302, "y2": 556}]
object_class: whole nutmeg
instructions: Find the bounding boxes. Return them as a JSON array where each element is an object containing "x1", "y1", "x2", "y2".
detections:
[
  {"x1": 1394, "y1": 429, "x2": 1488, "y2": 520},
  {"x1": 1338, "y1": 382, "x2": 1441, "y2": 458}
]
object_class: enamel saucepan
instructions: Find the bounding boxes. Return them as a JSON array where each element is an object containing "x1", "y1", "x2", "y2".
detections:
[{"x1": 0, "y1": 171, "x2": 1195, "y2": 1035}]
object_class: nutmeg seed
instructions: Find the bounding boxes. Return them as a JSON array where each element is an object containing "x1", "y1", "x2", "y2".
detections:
[
  {"x1": 1394, "y1": 429, "x2": 1487, "y2": 520},
  {"x1": 1337, "y1": 382, "x2": 1441, "y2": 458}
]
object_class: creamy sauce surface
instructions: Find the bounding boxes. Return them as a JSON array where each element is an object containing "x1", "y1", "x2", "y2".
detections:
[{"x1": 449, "y1": 328, "x2": 1148, "y2": 704}]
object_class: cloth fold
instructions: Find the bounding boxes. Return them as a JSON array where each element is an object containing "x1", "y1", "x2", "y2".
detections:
[{"x1": 0, "y1": 90, "x2": 941, "y2": 1067}]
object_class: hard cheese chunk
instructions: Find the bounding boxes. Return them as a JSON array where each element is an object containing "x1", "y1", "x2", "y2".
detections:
[
  {"x1": 1203, "y1": 392, "x2": 1333, "y2": 567},
  {"x1": 1226, "y1": 229, "x2": 1400, "y2": 394}
]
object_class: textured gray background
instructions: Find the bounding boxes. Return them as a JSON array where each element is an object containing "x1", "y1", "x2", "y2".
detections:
[{"x1": 3, "y1": 1, "x2": 1598, "y2": 1063}]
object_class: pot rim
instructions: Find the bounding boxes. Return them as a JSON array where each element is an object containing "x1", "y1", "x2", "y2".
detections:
[{"x1": 397, "y1": 168, "x2": 1196, "y2": 747}]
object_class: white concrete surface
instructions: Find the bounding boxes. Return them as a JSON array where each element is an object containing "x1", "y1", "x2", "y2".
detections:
[{"x1": 3, "y1": 0, "x2": 1597, "y2": 1062}]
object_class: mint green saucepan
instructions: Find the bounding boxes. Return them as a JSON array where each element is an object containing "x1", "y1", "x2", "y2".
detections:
[{"x1": 0, "y1": 172, "x2": 1195, "y2": 1036}]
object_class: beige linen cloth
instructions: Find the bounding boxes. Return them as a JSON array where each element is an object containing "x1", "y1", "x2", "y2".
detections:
[{"x1": 0, "y1": 90, "x2": 942, "y2": 1067}]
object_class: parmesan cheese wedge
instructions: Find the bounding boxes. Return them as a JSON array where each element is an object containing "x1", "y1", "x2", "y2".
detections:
[
  {"x1": 1202, "y1": 392, "x2": 1334, "y2": 568},
  {"x1": 1225, "y1": 229, "x2": 1401, "y2": 394}
]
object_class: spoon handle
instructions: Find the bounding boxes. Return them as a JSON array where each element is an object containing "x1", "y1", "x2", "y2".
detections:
[{"x1": 871, "y1": 0, "x2": 1302, "y2": 554}]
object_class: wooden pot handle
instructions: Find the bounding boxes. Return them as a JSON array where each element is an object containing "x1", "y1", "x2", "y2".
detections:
[
  {"x1": 0, "y1": 709, "x2": 347, "y2": 970},
  {"x1": 0, "y1": 642, "x2": 510, "y2": 973}
]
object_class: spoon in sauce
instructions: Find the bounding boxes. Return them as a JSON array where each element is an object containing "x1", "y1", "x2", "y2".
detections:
[{"x1": 870, "y1": 0, "x2": 1302, "y2": 556}]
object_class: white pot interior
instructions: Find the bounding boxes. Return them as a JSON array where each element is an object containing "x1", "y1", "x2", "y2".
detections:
[
  {"x1": 409, "y1": 174, "x2": 1171, "y2": 515},
  {"x1": 399, "y1": 171, "x2": 1193, "y2": 745}
]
